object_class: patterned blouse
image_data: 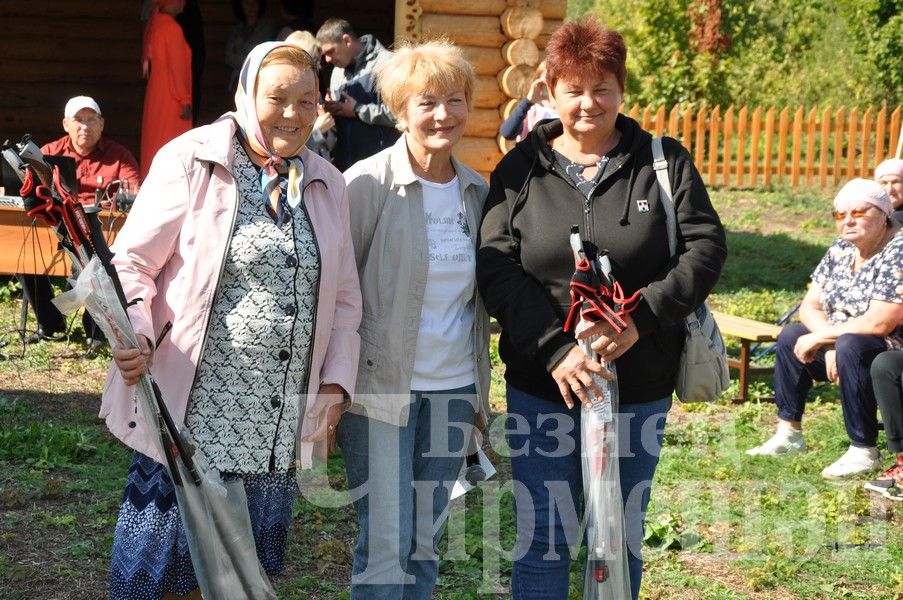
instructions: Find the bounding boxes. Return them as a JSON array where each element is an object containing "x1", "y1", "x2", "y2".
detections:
[
  {"x1": 552, "y1": 148, "x2": 610, "y2": 200},
  {"x1": 811, "y1": 229, "x2": 903, "y2": 349},
  {"x1": 184, "y1": 137, "x2": 320, "y2": 474}
]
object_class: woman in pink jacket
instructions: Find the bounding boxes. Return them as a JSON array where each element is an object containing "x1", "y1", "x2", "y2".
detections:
[{"x1": 104, "y1": 42, "x2": 361, "y2": 599}]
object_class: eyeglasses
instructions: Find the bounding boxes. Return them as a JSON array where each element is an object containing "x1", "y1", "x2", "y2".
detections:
[
  {"x1": 832, "y1": 207, "x2": 874, "y2": 221},
  {"x1": 70, "y1": 117, "x2": 101, "y2": 127}
]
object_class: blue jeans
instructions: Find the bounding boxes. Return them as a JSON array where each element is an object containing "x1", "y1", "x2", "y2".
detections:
[
  {"x1": 774, "y1": 322, "x2": 886, "y2": 447},
  {"x1": 507, "y1": 385, "x2": 671, "y2": 600},
  {"x1": 337, "y1": 384, "x2": 477, "y2": 600}
]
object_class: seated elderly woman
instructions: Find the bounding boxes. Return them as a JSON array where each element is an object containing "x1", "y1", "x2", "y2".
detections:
[
  {"x1": 748, "y1": 178, "x2": 903, "y2": 479},
  {"x1": 875, "y1": 158, "x2": 903, "y2": 224}
]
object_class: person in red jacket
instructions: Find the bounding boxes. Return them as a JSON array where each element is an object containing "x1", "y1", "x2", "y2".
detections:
[
  {"x1": 140, "y1": 0, "x2": 192, "y2": 178},
  {"x1": 17, "y1": 96, "x2": 140, "y2": 345},
  {"x1": 41, "y1": 96, "x2": 140, "y2": 206}
]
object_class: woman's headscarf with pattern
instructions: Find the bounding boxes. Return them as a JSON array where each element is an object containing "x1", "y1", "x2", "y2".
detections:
[{"x1": 231, "y1": 41, "x2": 311, "y2": 223}]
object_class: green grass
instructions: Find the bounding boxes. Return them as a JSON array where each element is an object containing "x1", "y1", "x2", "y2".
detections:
[{"x1": 0, "y1": 186, "x2": 900, "y2": 598}]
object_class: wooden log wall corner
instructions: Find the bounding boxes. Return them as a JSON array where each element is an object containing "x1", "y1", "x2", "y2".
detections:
[
  {"x1": 496, "y1": 1, "x2": 544, "y2": 155},
  {"x1": 394, "y1": 0, "x2": 566, "y2": 178},
  {"x1": 395, "y1": 0, "x2": 423, "y2": 42}
]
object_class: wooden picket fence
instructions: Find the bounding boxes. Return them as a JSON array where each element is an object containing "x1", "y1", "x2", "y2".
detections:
[{"x1": 625, "y1": 104, "x2": 903, "y2": 189}]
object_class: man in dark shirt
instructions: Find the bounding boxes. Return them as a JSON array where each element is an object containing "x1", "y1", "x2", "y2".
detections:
[{"x1": 316, "y1": 18, "x2": 399, "y2": 171}]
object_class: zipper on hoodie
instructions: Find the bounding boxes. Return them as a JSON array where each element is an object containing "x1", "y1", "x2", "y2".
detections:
[
  {"x1": 575, "y1": 161, "x2": 627, "y2": 248},
  {"x1": 549, "y1": 162, "x2": 600, "y2": 247}
]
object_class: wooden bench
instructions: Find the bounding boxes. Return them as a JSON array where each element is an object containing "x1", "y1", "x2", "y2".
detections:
[{"x1": 711, "y1": 311, "x2": 784, "y2": 403}]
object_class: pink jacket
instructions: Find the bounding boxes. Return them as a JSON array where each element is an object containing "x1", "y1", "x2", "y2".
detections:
[{"x1": 100, "y1": 116, "x2": 362, "y2": 469}]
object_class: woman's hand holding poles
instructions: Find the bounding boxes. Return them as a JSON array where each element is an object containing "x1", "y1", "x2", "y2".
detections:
[
  {"x1": 112, "y1": 334, "x2": 154, "y2": 385},
  {"x1": 551, "y1": 345, "x2": 613, "y2": 409},
  {"x1": 580, "y1": 313, "x2": 639, "y2": 362}
]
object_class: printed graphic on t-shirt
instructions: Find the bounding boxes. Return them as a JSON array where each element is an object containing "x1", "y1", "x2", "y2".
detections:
[
  {"x1": 412, "y1": 176, "x2": 476, "y2": 390},
  {"x1": 425, "y1": 209, "x2": 473, "y2": 266}
]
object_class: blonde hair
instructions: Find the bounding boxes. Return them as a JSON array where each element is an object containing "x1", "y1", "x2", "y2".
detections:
[
  {"x1": 376, "y1": 40, "x2": 475, "y2": 130},
  {"x1": 284, "y1": 30, "x2": 319, "y2": 64}
]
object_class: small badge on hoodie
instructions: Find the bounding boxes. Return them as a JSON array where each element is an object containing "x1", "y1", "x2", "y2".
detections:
[{"x1": 636, "y1": 199, "x2": 650, "y2": 213}]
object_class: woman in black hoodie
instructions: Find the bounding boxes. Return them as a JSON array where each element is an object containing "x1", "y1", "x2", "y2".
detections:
[{"x1": 476, "y1": 17, "x2": 726, "y2": 599}]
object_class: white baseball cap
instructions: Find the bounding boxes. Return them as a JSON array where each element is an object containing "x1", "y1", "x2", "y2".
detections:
[{"x1": 64, "y1": 96, "x2": 102, "y2": 118}]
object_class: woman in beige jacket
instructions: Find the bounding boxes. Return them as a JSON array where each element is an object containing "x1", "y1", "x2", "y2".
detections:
[{"x1": 338, "y1": 41, "x2": 490, "y2": 599}]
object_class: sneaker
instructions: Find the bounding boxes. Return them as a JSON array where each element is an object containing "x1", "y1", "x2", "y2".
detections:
[
  {"x1": 821, "y1": 446, "x2": 881, "y2": 479},
  {"x1": 746, "y1": 427, "x2": 806, "y2": 456},
  {"x1": 863, "y1": 455, "x2": 903, "y2": 498}
]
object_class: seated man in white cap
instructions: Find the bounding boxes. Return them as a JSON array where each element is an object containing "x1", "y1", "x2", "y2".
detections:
[
  {"x1": 747, "y1": 178, "x2": 903, "y2": 479},
  {"x1": 40, "y1": 95, "x2": 140, "y2": 205},
  {"x1": 16, "y1": 96, "x2": 140, "y2": 345},
  {"x1": 875, "y1": 158, "x2": 903, "y2": 225}
]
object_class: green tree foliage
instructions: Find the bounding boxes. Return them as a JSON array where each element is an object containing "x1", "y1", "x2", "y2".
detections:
[
  {"x1": 840, "y1": 0, "x2": 903, "y2": 103},
  {"x1": 590, "y1": 0, "x2": 902, "y2": 108}
]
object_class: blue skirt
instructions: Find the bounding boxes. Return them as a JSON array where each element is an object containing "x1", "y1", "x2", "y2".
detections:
[{"x1": 109, "y1": 452, "x2": 297, "y2": 599}]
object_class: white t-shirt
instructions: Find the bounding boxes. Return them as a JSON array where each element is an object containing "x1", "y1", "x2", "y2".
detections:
[{"x1": 410, "y1": 176, "x2": 476, "y2": 390}]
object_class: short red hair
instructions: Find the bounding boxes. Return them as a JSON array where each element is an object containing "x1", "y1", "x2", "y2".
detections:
[{"x1": 544, "y1": 17, "x2": 627, "y2": 92}]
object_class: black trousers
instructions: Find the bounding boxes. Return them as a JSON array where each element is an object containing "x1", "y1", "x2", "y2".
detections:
[
  {"x1": 15, "y1": 273, "x2": 65, "y2": 334},
  {"x1": 871, "y1": 351, "x2": 903, "y2": 453}
]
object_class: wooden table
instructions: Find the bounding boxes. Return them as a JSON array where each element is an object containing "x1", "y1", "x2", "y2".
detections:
[
  {"x1": 0, "y1": 197, "x2": 125, "y2": 276},
  {"x1": 711, "y1": 311, "x2": 784, "y2": 403}
]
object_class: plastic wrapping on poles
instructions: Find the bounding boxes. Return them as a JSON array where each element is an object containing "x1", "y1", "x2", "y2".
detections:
[
  {"x1": 59, "y1": 259, "x2": 277, "y2": 599},
  {"x1": 3, "y1": 139, "x2": 277, "y2": 599},
  {"x1": 576, "y1": 326, "x2": 630, "y2": 599},
  {"x1": 565, "y1": 227, "x2": 631, "y2": 599}
]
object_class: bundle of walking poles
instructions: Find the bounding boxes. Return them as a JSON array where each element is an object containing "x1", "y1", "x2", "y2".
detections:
[
  {"x1": 2, "y1": 136, "x2": 276, "y2": 599},
  {"x1": 564, "y1": 225, "x2": 637, "y2": 599}
]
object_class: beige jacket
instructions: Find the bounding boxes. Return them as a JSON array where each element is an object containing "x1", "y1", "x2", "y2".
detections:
[{"x1": 344, "y1": 135, "x2": 491, "y2": 426}]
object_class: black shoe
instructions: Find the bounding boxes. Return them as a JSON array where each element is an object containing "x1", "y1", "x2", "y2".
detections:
[
  {"x1": 23, "y1": 328, "x2": 60, "y2": 344},
  {"x1": 464, "y1": 463, "x2": 487, "y2": 486}
]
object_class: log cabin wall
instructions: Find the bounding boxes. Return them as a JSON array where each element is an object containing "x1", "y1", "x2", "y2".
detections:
[
  {"x1": 0, "y1": 0, "x2": 556, "y2": 181},
  {"x1": 0, "y1": 1, "x2": 394, "y2": 171}
]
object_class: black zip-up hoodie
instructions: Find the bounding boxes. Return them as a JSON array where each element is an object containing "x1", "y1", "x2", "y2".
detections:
[{"x1": 476, "y1": 114, "x2": 727, "y2": 405}]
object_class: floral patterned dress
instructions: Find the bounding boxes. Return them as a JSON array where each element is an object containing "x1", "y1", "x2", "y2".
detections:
[{"x1": 811, "y1": 229, "x2": 903, "y2": 349}]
